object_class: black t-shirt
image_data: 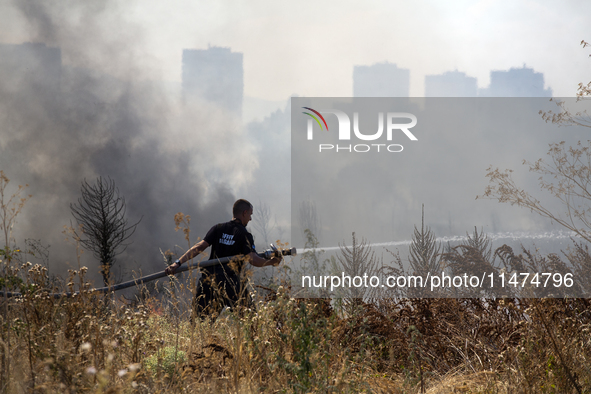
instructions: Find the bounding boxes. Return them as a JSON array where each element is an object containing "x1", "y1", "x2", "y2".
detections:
[
  {"x1": 203, "y1": 219, "x2": 256, "y2": 261},
  {"x1": 195, "y1": 219, "x2": 256, "y2": 310}
]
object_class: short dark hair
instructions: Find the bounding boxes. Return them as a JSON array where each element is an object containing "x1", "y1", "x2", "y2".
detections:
[{"x1": 233, "y1": 199, "x2": 253, "y2": 217}]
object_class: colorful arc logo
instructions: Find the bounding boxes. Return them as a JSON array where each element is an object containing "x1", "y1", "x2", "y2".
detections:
[{"x1": 302, "y1": 107, "x2": 328, "y2": 131}]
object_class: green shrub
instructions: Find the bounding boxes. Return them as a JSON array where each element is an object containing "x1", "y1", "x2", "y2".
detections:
[{"x1": 144, "y1": 346, "x2": 187, "y2": 378}]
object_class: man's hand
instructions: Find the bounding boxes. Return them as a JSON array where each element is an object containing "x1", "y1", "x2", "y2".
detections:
[
  {"x1": 269, "y1": 256, "x2": 282, "y2": 267},
  {"x1": 165, "y1": 260, "x2": 181, "y2": 275}
]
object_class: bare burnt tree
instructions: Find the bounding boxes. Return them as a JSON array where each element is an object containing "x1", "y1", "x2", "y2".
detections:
[{"x1": 70, "y1": 177, "x2": 141, "y2": 286}]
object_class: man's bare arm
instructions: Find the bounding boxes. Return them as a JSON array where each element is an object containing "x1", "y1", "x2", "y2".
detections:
[
  {"x1": 165, "y1": 241, "x2": 280, "y2": 275},
  {"x1": 248, "y1": 252, "x2": 281, "y2": 267},
  {"x1": 165, "y1": 240, "x2": 210, "y2": 275}
]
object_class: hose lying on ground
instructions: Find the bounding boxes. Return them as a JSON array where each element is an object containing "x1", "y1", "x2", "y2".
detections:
[{"x1": 0, "y1": 256, "x2": 233, "y2": 298}]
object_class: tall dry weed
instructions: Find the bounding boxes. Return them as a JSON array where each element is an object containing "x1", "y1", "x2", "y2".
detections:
[{"x1": 1, "y1": 190, "x2": 590, "y2": 392}]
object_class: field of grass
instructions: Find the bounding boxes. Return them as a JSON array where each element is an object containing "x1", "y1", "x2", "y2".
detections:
[
  {"x1": 1, "y1": 258, "x2": 590, "y2": 393},
  {"x1": 1, "y1": 173, "x2": 590, "y2": 393}
]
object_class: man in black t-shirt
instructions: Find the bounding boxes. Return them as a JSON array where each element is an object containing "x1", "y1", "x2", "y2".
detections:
[{"x1": 165, "y1": 199, "x2": 281, "y2": 317}]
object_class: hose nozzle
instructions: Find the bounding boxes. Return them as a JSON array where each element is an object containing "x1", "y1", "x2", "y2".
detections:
[{"x1": 260, "y1": 244, "x2": 297, "y2": 259}]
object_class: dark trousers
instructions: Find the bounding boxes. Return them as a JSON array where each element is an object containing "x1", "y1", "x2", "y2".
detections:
[{"x1": 193, "y1": 264, "x2": 248, "y2": 318}]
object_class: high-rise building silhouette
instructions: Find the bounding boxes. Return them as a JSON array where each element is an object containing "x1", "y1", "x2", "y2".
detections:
[
  {"x1": 353, "y1": 62, "x2": 409, "y2": 97},
  {"x1": 479, "y1": 66, "x2": 552, "y2": 97},
  {"x1": 425, "y1": 71, "x2": 478, "y2": 97},
  {"x1": 182, "y1": 46, "x2": 243, "y2": 116},
  {"x1": 0, "y1": 42, "x2": 61, "y2": 97}
]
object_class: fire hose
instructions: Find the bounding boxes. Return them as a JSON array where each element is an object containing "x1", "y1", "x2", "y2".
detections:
[{"x1": 0, "y1": 245, "x2": 297, "y2": 299}]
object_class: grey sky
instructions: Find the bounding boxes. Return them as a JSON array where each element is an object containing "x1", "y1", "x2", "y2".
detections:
[{"x1": 1, "y1": 0, "x2": 588, "y2": 100}]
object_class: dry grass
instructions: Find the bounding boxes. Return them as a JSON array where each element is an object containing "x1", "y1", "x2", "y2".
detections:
[
  {"x1": 1, "y1": 173, "x2": 590, "y2": 392},
  {"x1": 1, "y1": 258, "x2": 591, "y2": 393}
]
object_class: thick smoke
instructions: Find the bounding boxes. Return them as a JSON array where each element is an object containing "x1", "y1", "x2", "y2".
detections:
[{"x1": 0, "y1": 0, "x2": 259, "y2": 284}]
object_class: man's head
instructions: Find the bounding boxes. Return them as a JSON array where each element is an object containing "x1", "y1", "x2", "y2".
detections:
[{"x1": 233, "y1": 199, "x2": 253, "y2": 226}]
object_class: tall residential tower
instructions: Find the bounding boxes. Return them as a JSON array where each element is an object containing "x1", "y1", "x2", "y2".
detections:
[
  {"x1": 182, "y1": 46, "x2": 244, "y2": 116},
  {"x1": 353, "y1": 62, "x2": 409, "y2": 97}
]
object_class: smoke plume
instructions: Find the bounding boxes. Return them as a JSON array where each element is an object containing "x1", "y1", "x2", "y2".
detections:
[{"x1": 0, "y1": 0, "x2": 258, "y2": 284}]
